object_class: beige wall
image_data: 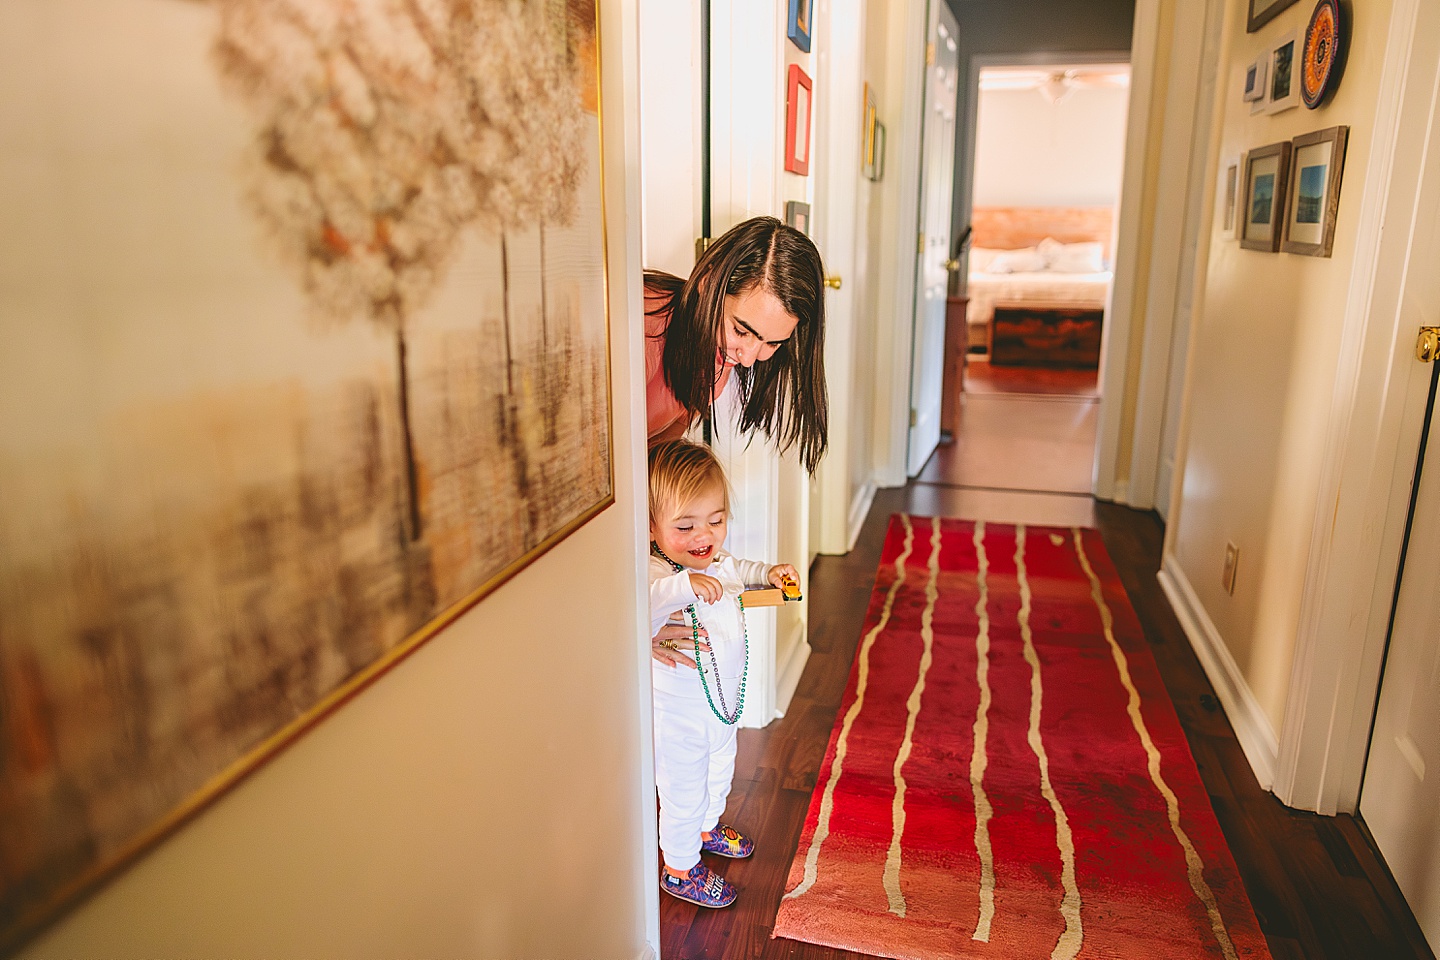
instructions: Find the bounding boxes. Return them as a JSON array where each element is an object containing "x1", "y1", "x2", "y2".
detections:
[
  {"x1": 973, "y1": 84, "x2": 1129, "y2": 209},
  {"x1": 14, "y1": 0, "x2": 655, "y2": 956},
  {"x1": 1170, "y1": 0, "x2": 1396, "y2": 731}
]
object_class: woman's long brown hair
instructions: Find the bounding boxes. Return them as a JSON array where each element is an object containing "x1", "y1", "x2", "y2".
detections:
[{"x1": 645, "y1": 216, "x2": 828, "y2": 473}]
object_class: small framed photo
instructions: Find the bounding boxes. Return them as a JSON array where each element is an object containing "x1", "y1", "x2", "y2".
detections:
[
  {"x1": 861, "y1": 82, "x2": 878, "y2": 178},
  {"x1": 1243, "y1": 53, "x2": 1269, "y2": 103},
  {"x1": 787, "y1": 0, "x2": 812, "y2": 53},
  {"x1": 869, "y1": 121, "x2": 886, "y2": 182},
  {"x1": 785, "y1": 64, "x2": 813, "y2": 176},
  {"x1": 1283, "y1": 126, "x2": 1348, "y2": 257},
  {"x1": 1266, "y1": 31, "x2": 1300, "y2": 113},
  {"x1": 1220, "y1": 155, "x2": 1242, "y2": 239},
  {"x1": 1241, "y1": 140, "x2": 1293, "y2": 252},
  {"x1": 1248, "y1": 0, "x2": 1300, "y2": 32},
  {"x1": 784, "y1": 200, "x2": 812, "y2": 235}
]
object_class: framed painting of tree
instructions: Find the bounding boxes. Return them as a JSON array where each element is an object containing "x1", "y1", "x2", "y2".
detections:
[{"x1": 0, "y1": 0, "x2": 612, "y2": 950}]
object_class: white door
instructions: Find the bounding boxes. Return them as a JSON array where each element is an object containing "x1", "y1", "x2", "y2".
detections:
[
  {"x1": 811, "y1": 0, "x2": 864, "y2": 556},
  {"x1": 1362, "y1": 360, "x2": 1440, "y2": 950},
  {"x1": 905, "y1": 2, "x2": 959, "y2": 477}
]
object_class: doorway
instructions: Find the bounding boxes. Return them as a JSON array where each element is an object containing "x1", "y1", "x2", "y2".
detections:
[{"x1": 923, "y1": 61, "x2": 1129, "y2": 496}]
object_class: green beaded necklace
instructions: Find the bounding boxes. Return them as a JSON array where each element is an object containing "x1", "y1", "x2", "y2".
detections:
[{"x1": 651, "y1": 542, "x2": 749, "y2": 725}]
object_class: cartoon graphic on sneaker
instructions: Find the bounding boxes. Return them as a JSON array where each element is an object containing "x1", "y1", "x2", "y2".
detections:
[
  {"x1": 700, "y1": 823, "x2": 754, "y2": 859},
  {"x1": 661, "y1": 862, "x2": 737, "y2": 908}
]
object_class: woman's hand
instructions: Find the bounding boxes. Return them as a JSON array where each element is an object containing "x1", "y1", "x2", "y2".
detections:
[
  {"x1": 688, "y1": 572, "x2": 723, "y2": 604},
  {"x1": 652, "y1": 622, "x2": 710, "y2": 669}
]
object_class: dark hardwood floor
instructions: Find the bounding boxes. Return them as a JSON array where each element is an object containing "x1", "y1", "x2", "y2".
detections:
[{"x1": 660, "y1": 408, "x2": 1434, "y2": 959}]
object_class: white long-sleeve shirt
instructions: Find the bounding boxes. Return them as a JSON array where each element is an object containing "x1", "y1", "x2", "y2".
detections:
[{"x1": 649, "y1": 551, "x2": 772, "y2": 699}]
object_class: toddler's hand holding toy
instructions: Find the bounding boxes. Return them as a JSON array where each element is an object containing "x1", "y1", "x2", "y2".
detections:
[
  {"x1": 768, "y1": 564, "x2": 801, "y2": 598},
  {"x1": 689, "y1": 572, "x2": 724, "y2": 604}
]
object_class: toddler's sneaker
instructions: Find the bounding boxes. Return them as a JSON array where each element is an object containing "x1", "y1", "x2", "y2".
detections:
[
  {"x1": 700, "y1": 823, "x2": 754, "y2": 859},
  {"x1": 661, "y1": 862, "x2": 737, "y2": 908}
]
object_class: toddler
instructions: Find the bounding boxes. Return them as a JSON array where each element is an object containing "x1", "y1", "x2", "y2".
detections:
[{"x1": 648, "y1": 439, "x2": 799, "y2": 908}]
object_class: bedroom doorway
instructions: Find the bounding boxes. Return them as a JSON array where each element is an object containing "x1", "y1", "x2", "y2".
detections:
[{"x1": 923, "y1": 61, "x2": 1129, "y2": 497}]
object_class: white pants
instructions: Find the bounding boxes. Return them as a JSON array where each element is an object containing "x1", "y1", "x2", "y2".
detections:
[{"x1": 652, "y1": 683, "x2": 739, "y2": 872}]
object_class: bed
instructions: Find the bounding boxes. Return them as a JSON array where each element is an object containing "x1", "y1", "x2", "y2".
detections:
[{"x1": 964, "y1": 206, "x2": 1115, "y2": 355}]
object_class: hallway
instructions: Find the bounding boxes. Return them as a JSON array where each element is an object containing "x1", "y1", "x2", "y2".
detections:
[{"x1": 660, "y1": 418, "x2": 1434, "y2": 959}]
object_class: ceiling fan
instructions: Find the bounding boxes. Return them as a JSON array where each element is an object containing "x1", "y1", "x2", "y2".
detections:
[{"x1": 979, "y1": 65, "x2": 1131, "y2": 103}]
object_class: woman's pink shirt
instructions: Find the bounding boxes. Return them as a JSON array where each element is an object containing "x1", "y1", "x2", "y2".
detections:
[{"x1": 645, "y1": 289, "x2": 732, "y2": 443}]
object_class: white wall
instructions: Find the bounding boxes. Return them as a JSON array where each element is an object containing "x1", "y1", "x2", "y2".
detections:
[
  {"x1": 973, "y1": 84, "x2": 1128, "y2": 208},
  {"x1": 13, "y1": 0, "x2": 657, "y2": 956}
]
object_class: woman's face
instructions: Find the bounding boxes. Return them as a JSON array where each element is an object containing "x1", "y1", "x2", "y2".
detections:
[{"x1": 721, "y1": 286, "x2": 799, "y2": 370}]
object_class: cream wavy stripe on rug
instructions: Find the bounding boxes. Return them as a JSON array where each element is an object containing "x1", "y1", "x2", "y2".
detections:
[
  {"x1": 784, "y1": 514, "x2": 916, "y2": 902},
  {"x1": 882, "y1": 517, "x2": 943, "y2": 917},
  {"x1": 970, "y1": 520, "x2": 997, "y2": 941},
  {"x1": 1016, "y1": 526, "x2": 1082, "y2": 958},
  {"x1": 1072, "y1": 529, "x2": 1239, "y2": 960}
]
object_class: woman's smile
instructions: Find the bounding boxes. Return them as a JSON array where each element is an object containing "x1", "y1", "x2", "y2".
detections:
[{"x1": 722, "y1": 287, "x2": 798, "y2": 369}]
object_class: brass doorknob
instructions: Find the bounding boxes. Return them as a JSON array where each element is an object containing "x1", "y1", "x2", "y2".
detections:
[
  {"x1": 824, "y1": 275, "x2": 842, "y2": 290},
  {"x1": 944, "y1": 258, "x2": 960, "y2": 272},
  {"x1": 1418, "y1": 326, "x2": 1440, "y2": 363}
]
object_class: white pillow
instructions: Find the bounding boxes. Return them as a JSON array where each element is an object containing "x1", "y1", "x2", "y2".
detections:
[
  {"x1": 1048, "y1": 241, "x2": 1106, "y2": 273},
  {"x1": 968, "y1": 246, "x2": 1003, "y2": 273},
  {"x1": 985, "y1": 246, "x2": 1049, "y2": 274}
]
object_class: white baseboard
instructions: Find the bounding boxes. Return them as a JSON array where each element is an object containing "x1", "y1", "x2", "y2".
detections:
[
  {"x1": 1157, "y1": 557, "x2": 1279, "y2": 791},
  {"x1": 636, "y1": 945, "x2": 658, "y2": 960},
  {"x1": 848, "y1": 482, "x2": 877, "y2": 551},
  {"x1": 774, "y1": 621, "x2": 811, "y2": 718}
]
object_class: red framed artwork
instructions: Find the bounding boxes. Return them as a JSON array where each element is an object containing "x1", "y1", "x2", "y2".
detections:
[{"x1": 785, "y1": 64, "x2": 812, "y2": 176}]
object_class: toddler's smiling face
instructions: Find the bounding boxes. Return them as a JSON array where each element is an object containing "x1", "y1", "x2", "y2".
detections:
[{"x1": 652, "y1": 483, "x2": 729, "y2": 571}]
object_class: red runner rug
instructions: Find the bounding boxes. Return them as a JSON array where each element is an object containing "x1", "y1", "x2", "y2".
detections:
[{"x1": 773, "y1": 516, "x2": 1270, "y2": 960}]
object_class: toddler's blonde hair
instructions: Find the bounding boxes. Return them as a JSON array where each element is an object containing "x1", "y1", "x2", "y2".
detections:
[{"x1": 648, "y1": 439, "x2": 730, "y2": 526}]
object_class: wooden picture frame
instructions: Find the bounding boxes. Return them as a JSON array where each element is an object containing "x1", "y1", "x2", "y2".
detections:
[
  {"x1": 1248, "y1": 0, "x2": 1301, "y2": 32},
  {"x1": 785, "y1": 64, "x2": 813, "y2": 176},
  {"x1": 1266, "y1": 31, "x2": 1300, "y2": 114},
  {"x1": 784, "y1": 200, "x2": 812, "y2": 235},
  {"x1": 1283, "y1": 126, "x2": 1349, "y2": 257},
  {"x1": 1241, "y1": 140, "x2": 1292, "y2": 252},
  {"x1": 787, "y1": 0, "x2": 812, "y2": 53}
]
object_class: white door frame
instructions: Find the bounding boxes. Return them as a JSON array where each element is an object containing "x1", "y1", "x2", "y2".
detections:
[
  {"x1": 1272, "y1": 0, "x2": 1440, "y2": 815},
  {"x1": 871, "y1": 0, "x2": 931, "y2": 488},
  {"x1": 812, "y1": 0, "x2": 865, "y2": 556}
]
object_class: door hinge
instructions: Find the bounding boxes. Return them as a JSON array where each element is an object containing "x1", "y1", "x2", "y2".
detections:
[
  {"x1": 918, "y1": 231, "x2": 925, "y2": 254},
  {"x1": 1417, "y1": 325, "x2": 1440, "y2": 362},
  {"x1": 927, "y1": 42, "x2": 935, "y2": 66},
  {"x1": 910, "y1": 408, "x2": 918, "y2": 427}
]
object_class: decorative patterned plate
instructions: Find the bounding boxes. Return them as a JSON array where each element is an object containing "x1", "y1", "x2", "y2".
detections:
[{"x1": 1302, "y1": 0, "x2": 1343, "y2": 109}]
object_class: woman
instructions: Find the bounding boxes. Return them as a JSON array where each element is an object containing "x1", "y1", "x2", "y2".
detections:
[{"x1": 646, "y1": 215, "x2": 828, "y2": 669}]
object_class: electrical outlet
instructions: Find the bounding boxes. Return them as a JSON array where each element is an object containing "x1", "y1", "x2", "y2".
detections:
[{"x1": 1222, "y1": 542, "x2": 1239, "y2": 595}]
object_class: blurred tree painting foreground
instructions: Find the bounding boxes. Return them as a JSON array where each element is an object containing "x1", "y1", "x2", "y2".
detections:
[{"x1": 0, "y1": 0, "x2": 610, "y2": 947}]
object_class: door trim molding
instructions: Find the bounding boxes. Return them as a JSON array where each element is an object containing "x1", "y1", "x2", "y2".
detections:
[
  {"x1": 848, "y1": 482, "x2": 877, "y2": 552},
  {"x1": 1275, "y1": 0, "x2": 1439, "y2": 815},
  {"x1": 1159, "y1": 560, "x2": 1278, "y2": 790}
]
